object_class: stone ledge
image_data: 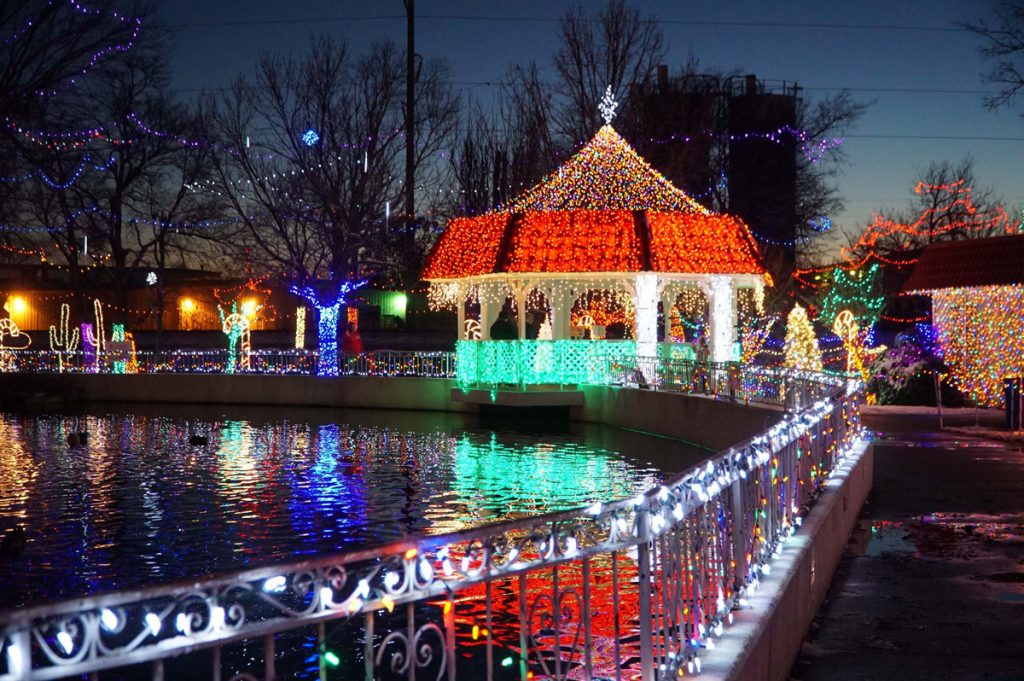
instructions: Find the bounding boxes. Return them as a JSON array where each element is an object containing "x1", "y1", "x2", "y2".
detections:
[{"x1": 698, "y1": 440, "x2": 874, "y2": 681}]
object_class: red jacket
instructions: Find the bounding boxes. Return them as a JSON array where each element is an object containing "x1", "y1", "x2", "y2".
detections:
[{"x1": 341, "y1": 330, "x2": 363, "y2": 355}]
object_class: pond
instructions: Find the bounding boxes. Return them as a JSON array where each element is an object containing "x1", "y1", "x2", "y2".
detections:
[{"x1": 0, "y1": 403, "x2": 710, "y2": 610}]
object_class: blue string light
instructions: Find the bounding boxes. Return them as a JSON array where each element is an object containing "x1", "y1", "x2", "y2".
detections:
[
  {"x1": 301, "y1": 129, "x2": 320, "y2": 147},
  {"x1": 0, "y1": 153, "x2": 116, "y2": 189},
  {"x1": 0, "y1": 206, "x2": 246, "y2": 233}
]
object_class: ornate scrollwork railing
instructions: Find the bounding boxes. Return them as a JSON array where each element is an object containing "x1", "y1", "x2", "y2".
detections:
[{"x1": 0, "y1": 372, "x2": 863, "y2": 681}]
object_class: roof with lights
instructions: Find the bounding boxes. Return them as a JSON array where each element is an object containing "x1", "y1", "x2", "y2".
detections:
[
  {"x1": 422, "y1": 122, "x2": 766, "y2": 281},
  {"x1": 903, "y1": 234, "x2": 1024, "y2": 292}
]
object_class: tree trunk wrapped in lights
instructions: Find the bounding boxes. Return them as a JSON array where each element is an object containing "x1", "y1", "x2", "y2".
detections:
[{"x1": 290, "y1": 280, "x2": 368, "y2": 377}]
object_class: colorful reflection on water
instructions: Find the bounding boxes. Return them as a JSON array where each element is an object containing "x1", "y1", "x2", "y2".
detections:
[{"x1": 0, "y1": 407, "x2": 699, "y2": 610}]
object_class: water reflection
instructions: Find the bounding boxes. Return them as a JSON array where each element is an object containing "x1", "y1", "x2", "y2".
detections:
[{"x1": 0, "y1": 406, "x2": 704, "y2": 610}]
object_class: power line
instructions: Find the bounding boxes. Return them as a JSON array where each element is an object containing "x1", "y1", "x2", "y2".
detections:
[
  {"x1": 846, "y1": 133, "x2": 1024, "y2": 142},
  {"x1": 168, "y1": 81, "x2": 1001, "y2": 97},
  {"x1": 164, "y1": 13, "x2": 963, "y2": 34}
]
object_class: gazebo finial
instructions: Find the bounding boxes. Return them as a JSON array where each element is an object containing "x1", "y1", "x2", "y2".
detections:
[{"x1": 598, "y1": 85, "x2": 619, "y2": 125}]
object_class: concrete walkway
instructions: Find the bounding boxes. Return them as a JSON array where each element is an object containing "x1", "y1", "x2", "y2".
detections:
[{"x1": 790, "y1": 407, "x2": 1024, "y2": 681}]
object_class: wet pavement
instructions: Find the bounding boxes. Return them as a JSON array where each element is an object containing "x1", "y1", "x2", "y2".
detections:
[{"x1": 790, "y1": 409, "x2": 1024, "y2": 681}]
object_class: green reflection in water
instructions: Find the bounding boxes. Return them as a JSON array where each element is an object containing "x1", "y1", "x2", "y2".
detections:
[{"x1": 446, "y1": 432, "x2": 657, "y2": 523}]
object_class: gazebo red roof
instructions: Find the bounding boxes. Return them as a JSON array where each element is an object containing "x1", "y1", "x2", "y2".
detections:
[{"x1": 422, "y1": 126, "x2": 766, "y2": 280}]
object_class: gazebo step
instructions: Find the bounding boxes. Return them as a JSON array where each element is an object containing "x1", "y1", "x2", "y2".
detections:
[{"x1": 451, "y1": 387, "x2": 584, "y2": 407}]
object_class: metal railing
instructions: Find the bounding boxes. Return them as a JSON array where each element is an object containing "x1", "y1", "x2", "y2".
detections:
[
  {"x1": 0, "y1": 349, "x2": 457, "y2": 378},
  {"x1": 0, "y1": 371, "x2": 863, "y2": 681},
  {"x1": 612, "y1": 357, "x2": 840, "y2": 411}
]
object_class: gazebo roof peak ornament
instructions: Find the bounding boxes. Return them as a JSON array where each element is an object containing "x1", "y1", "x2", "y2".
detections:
[{"x1": 598, "y1": 85, "x2": 619, "y2": 125}]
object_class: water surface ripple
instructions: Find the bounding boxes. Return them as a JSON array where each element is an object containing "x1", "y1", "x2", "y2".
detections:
[{"x1": 0, "y1": 407, "x2": 699, "y2": 609}]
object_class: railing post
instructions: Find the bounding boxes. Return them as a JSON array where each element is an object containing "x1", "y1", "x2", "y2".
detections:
[
  {"x1": 636, "y1": 506, "x2": 655, "y2": 681},
  {"x1": 730, "y1": 465, "x2": 748, "y2": 592},
  {"x1": 263, "y1": 633, "x2": 275, "y2": 680}
]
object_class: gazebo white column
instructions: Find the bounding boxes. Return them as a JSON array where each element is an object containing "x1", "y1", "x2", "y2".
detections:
[
  {"x1": 510, "y1": 281, "x2": 530, "y2": 339},
  {"x1": 456, "y1": 285, "x2": 466, "y2": 339},
  {"x1": 634, "y1": 273, "x2": 660, "y2": 359},
  {"x1": 661, "y1": 289, "x2": 675, "y2": 344},
  {"x1": 548, "y1": 286, "x2": 572, "y2": 340},
  {"x1": 706, "y1": 275, "x2": 737, "y2": 363},
  {"x1": 479, "y1": 298, "x2": 494, "y2": 340}
]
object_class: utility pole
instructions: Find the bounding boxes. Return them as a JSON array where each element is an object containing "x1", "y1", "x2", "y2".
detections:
[{"x1": 403, "y1": 0, "x2": 415, "y2": 225}]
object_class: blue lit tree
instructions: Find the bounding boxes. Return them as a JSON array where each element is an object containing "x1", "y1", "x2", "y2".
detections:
[{"x1": 290, "y1": 279, "x2": 368, "y2": 376}]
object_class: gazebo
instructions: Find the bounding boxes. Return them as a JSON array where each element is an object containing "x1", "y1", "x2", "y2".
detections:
[{"x1": 423, "y1": 92, "x2": 768, "y2": 386}]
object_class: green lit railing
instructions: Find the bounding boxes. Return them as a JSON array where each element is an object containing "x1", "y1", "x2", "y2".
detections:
[{"x1": 456, "y1": 339, "x2": 638, "y2": 386}]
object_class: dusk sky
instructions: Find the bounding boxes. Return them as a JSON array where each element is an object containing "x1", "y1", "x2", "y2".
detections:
[{"x1": 159, "y1": 1, "x2": 1024, "y2": 238}]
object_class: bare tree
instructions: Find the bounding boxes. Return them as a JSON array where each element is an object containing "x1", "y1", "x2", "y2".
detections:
[
  {"x1": 14, "y1": 26, "x2": 216, "y2": 334},
  {"x1": 836, "y1": 159, "x2": 1011, "y2": 322},
  {"x1": 964, "y1": 2, "x2": 1024, "y2": 110},
  {"x1": 208, "y1": 37, "x2": 458, "y2": 374},
  {"x1": 846, "y1": 159, "x2": 1007, "y2": 266},
  {"x1": 0, "y1": 1, "x2": 143, "y2": 125},
  {"x1": 552, "y1": 0, "x2": 665, "y2": 143},
  {"x1": 450, "y1": 63, "x2": 558, "y2": 215},
  {"x1": 792, "y1": 90, "x2": 871, "y2": 264}
]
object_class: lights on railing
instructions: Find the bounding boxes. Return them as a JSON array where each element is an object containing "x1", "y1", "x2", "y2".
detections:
[
  {"x1": 319, "y1": 587, "x2": 334, "y2": 608},
  {"x1": 262, "y1": 575, "x2": 287, "y2": 593},
  {"x1": 210, "y1": 605, "x2": 227, "y2": 628},
  {"x1": 56, "y1": 629, "x2": 75, "y2": 655},
  {"x1": 144, "y1": 613, "x2": 161, "y2": 636},
  {"x1": 100, "y1": 608, "x2": 120, "y2": 632},
  {"x1": 438, "y1": 547, "x2": 455, "y2": 576}
]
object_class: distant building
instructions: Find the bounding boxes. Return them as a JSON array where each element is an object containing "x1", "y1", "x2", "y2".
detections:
[
  {"x1": 0, "y1": 263, "x2": 410, "y2": 335},
  {"x1": 629, "y1": 71, "x2": 800, "y2": 282}
]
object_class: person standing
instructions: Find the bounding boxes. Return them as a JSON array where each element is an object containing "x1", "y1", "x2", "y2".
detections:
[
  {"x1": 695, "y1": 335, "x2": 710, "y2": 394},
  {"x1": 341, "y1": 321, "x2": 363, "y2": 355}
]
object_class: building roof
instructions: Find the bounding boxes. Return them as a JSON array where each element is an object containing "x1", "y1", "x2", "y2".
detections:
[
  {"x1": 422, "y1": 125, "x2": 766, "y2": 280},
  {"x1": 903, "y1": 234, "x2": 1024, "y2": 292}
]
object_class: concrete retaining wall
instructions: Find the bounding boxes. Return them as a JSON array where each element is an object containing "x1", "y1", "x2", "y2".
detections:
[
  {"x1": 0, "y1": 373, "x2": 781, "y2": 448},
  {"x1": 702, "y1": 441, "x2": 874, "y2": 681},
  {"x1": 580, "y1": 385, "x2": 782, "y2": 451}
]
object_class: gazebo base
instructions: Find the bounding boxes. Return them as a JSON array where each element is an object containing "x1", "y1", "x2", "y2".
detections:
[
  {"x1": 456, "y1": 339, "x2": 637, "y2": 386},
  {"x1": 450, "y1": 386, "x2": 585, "y2": 407}
]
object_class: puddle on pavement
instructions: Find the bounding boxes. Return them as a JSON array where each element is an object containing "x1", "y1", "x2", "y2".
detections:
[
  {"x1": 848, "y1": 513, "x2": 1024, "y2": 558},
  {"x1": 869, "y1": 430, "x2": 1024, "y2": 451},
  {"x1": 993, "y1": 591, "x2": 1024, "y2": 602},
  {"x1": 923, "y1": 513, "x2": 1024, "y2": 544}
]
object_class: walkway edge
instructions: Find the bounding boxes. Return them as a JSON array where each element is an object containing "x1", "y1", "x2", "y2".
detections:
[{"x1": 699, "y1": 440, "x2": 873, "y2": 681}]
